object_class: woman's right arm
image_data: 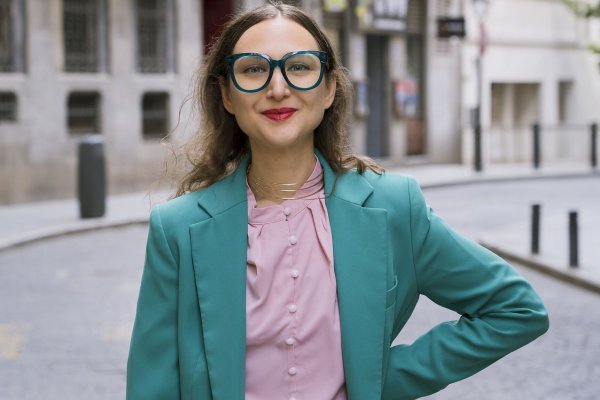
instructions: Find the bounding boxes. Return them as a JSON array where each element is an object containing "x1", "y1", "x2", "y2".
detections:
[{"x1": 127, "y1": 206, "x2": 180, "y2": 399}]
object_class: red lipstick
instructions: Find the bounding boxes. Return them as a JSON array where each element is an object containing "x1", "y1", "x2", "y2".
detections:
[{"x1": 262, "y1": 108, "x2": 296, "y2": 121}]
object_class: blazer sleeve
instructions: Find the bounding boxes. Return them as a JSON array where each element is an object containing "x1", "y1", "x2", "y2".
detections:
[
  {"x1": 382, "y1": 178, "x2": 549, "y2": 399},
  {"x1": 127, "y1": 206, "x2": 180, "y2": 399}
]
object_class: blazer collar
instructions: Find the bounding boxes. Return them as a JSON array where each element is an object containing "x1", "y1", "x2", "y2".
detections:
[
  {"x1": 196, "y1": 149, "x2": 375, "y2": 214},
  {"x1": 319, "y1": 150, "x2": 376, "y2": 207},
  {"x1": 195, "y1": 155, "x2": 250, "y2": 217}
]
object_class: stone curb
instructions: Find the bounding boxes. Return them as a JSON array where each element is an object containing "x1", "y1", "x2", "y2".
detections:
[
  {"x1": 415, "y1": 170, "x2": 599, "y2": 190},
  {"x1": 481, "y1": 241, "x2": 600, "y2": 295},
  {"x1": 0, "y1": 217, "x2": 149, "y2": 253}
]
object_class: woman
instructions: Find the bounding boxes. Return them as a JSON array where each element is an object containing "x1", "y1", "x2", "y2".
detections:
[{"x1": 126, "y1": 3, "x2": 549, "y2": 400}]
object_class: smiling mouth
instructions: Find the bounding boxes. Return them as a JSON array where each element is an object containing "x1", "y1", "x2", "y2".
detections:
[{"x1": 262, "y1": 108, "x2": 297, "y2": 121}]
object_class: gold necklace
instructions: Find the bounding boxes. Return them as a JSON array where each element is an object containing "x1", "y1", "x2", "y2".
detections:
[{"x1": 247, "y1": 165, "x2": 324, "y2": 201}]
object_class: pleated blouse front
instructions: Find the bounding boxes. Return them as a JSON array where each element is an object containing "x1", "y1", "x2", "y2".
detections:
[{"x1": 244, "y1": 160, "x2": 347, "y2": 400}]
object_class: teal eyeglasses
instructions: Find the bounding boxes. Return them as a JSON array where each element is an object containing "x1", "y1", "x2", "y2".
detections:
[{"x1": 225, "y1": 50, "x2": 328, "y2": 93}]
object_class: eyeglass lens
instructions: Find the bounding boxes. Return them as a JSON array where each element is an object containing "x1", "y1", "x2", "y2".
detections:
[{"x1": 232, "y1": 53, "x2": 322, "y2": 91}]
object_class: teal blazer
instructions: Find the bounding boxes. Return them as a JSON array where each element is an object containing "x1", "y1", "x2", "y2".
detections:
[{"x1": 127, "y1": 152, "x2": 549, "y2": 400}]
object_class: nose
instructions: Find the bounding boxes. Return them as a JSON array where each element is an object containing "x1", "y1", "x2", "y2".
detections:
[{"x1": 266, "y1": 66, "x2": 291, "y2": 100}]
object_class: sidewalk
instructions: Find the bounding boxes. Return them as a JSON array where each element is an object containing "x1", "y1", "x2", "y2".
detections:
[
  {"x1": 1, "y1": 161, "x2": 598, "y2": 293},
  {"x1": 0, "y1": 190, "x2": 168, "y2": 251}
]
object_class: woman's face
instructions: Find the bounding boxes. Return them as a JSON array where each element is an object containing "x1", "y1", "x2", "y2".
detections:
[{"x1": 221, "y1": 16, "x2": 336, "y2": 154}]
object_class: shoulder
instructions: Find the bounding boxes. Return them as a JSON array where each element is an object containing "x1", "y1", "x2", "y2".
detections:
[
  {"x1": 358, "y1": 169, "x2": 419, "y2": 202},
  {"x1": 334, "y1": 169, "x2": 424, "y2": 218},
  {"x1": 150, "y1": 189, "x2": 211, "y2": 232},
  {"x1": 364, "y1": 169, "x2": 414, "y2": 188}
]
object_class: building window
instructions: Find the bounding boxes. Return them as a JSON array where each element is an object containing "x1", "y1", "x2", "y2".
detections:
[
  {"x1": 142, "y1": 92, "x2": 169, "y2": 139},
  {"x1": 558, "y1": 81, "x2": 573, "y2": 125},
  {"x1": 63, "y1": 0, "x2": 108, "y2": 73},
  {"x1": 136, "y1": 0, "x2": 176, "y2": 73},
  {"x1": 68, "y1": 92, "x2": 101, "y2": 134},
  {"x1": 0, "y1": 92, "x2": 17, "y2": 122},
  {"x1": 0, "y1": 0, "x2": 26, "y2": 72}
]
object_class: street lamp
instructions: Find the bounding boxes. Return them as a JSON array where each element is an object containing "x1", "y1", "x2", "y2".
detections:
[{"x1": 472, "y1": 0, "x2": 489, "y2": 172}]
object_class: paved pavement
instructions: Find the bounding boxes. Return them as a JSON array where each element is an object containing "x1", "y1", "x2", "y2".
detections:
[{"x1": 1, "y1": 161, "x2": 598, "y2": 292}]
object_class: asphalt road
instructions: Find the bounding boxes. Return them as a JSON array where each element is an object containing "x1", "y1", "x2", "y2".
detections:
[
  {"x1": 0, "y1": 226, "x2": 144, "y2": 400},
  {"x1": 0, "y1": 178, "x2": 598, "y2": 399}
]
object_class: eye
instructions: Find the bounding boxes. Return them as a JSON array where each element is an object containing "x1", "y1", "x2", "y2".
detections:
[
  {"x1": 242, "y1": 65, "x2": 267, "y2": 74},
  {"x1": 233, "y1": 55, "x2": 270, "y2": 75},
  {"x1": 287, "y1": 63, "x2": 310, "y2": 72}
]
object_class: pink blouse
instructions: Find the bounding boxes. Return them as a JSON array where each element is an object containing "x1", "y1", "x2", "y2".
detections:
[{"x1": 244, "y1": 160, "x2": 347, "y2": 400}]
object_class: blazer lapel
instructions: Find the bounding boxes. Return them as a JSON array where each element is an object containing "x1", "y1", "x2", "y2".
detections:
[
  {"x1": 318, "y1": 151, "x2": 390, "y2": 400},
  {"x1": 189, "y1": 156, "x2": 250, "y2": 400}
]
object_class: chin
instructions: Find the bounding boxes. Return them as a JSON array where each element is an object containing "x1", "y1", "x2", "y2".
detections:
[{"x1": 260, "y1": 131, "x2": 312, "y2": 151}]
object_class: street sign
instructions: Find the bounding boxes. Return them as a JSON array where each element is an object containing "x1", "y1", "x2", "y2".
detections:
[
  {"x1": 354, "y1": 0, "x2": 409, "y2": 33},
  {"x1": 437, "y1": 17, "x2": 466, "y2": 39}
]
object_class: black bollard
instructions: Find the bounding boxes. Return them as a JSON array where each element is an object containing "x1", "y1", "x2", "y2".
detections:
[
  {"x1": 569, "y1": 211, "x2": 578, "y2": 268},
  {"x1": 531, "y1": 204, "x2": 541, "y2": 254},
  {"x1": 474, "y1": 123, "x2": 482, "y2": 172},
  {"x1": 475, "y1": 124, "x2": 483, "y2": 172},
  {"x1": 532, "y1": 122, "x2": 541, "y2": 169},
  {"x1": 592, "y1": 122, "x2": 598, "y2": 169},
  {"x1": 77, "y1": 135, "x2": 106, "y2": 219},
  {"x1": 473, "y1": 107, "x2": 483, "y2": 172}
]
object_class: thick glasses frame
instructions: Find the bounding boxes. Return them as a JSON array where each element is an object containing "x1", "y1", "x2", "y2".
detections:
[{"x1": 225, "y1": 50, "x2": 328, "y2": 93}]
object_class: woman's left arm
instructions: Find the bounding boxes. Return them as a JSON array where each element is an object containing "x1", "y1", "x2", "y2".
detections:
[{"x1": 382, "y1": 178, "x2": 549, "y2": 399}]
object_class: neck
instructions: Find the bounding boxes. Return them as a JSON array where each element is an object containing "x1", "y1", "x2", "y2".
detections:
[{"x1": 248, "y1": 146, "x2": 317, "y2": 205}]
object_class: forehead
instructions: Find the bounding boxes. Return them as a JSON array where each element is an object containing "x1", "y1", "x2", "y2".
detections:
[{"x1": 232, "y1": 16, "x2": 320, "y2": 57}]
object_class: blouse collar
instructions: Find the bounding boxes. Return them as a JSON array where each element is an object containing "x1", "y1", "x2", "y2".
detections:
[{"x1": 246, "y1": 157, "x2": 324, "y2": 224}]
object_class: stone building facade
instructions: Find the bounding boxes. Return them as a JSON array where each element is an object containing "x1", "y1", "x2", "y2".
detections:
[
  {"x1": 1, "y1": 0, "x2": 598, "y2": 204},
  {"x1": 460, "y1": 0, "x2": 600, "y2": 165},
  {"x1": 0, "y1": 0, "x2": 202, "y2": 203}
]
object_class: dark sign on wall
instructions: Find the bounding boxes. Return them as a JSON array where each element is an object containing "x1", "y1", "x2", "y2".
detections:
[{"x1": 436, "y1": 17, "x2": 466, "y2": 39}]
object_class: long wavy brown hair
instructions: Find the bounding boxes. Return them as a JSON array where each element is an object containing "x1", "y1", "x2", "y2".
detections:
[{"x1": 173, "y1": 1, "x2": 383, "y2": 197}]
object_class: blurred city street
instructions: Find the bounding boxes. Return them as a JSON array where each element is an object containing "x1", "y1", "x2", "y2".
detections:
[
  {"x1": 2, "y1": 1, "x2": 600, "y2": 398},
  {"x1": 0, "y1": 169, "x2": 598, "y2": 400}
]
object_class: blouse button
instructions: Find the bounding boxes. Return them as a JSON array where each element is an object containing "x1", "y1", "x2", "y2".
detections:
[
  {"x1": 289, "y1": 235, "x2": 298, "y2": 245},
  {"x1": 288, "y1": 367, "x2": 297, "y2": 376},
  {"x1": 289, "y1": 397, "x2": 297, "y2": 400},
  {"x1": 285, "y1": 337, "x2": 295, "y2": 346},
  {"x1": 290, "y1": 269, "x2": 300, "y2": 278},
  {"x1": 283, "y1": 207, "x2": 292, "y2": 216},
  {"x1": 288, "y1": 304, "x2": 297, "y2": 313}
]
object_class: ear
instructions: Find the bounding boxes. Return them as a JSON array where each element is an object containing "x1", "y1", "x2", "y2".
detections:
[
  {"x1": 219, "y1": 78, "x2": 235, "y2": 115},
  {"x1": 324, "y1": 76, "x2": 337, "y2": 110}
]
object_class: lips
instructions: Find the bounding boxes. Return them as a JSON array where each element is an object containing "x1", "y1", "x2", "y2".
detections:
[{"x1": 262, "y1": 108, "x2": 297, "y2": 121}]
